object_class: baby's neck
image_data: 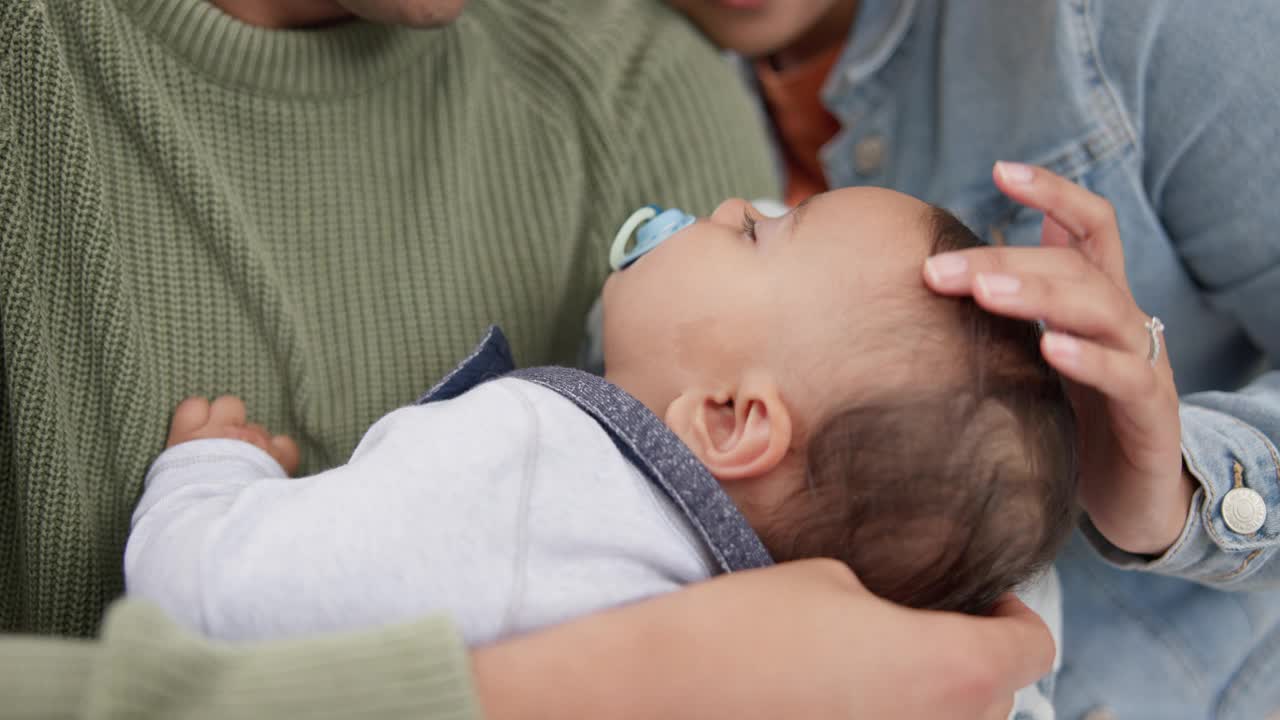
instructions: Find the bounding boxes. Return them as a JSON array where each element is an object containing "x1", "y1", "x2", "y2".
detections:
[{"x1": 602, "y1": 367, "x2": 670, "y2": 423}]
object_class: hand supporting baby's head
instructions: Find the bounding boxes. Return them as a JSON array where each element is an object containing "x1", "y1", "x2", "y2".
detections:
[
  {"x1": 602, "y1": 188, "x2": 1078, "y2": 613},
  {"x1": 760, "y1": 208, "x2": 1078, "y2": 613}
]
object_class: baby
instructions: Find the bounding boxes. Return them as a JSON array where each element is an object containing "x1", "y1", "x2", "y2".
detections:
[{"x1": 126, "y1": 188, "x2": 1077, "y2": 649}]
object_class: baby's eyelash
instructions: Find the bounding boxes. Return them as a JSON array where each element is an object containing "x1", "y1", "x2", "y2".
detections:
[{"x1": 741, "y1": 211, "x2": 758, "y2": 241}]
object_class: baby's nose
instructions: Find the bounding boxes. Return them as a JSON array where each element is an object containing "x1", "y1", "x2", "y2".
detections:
[{"x1": 709, "y1": 197, "x2": 755, "y2": 227}]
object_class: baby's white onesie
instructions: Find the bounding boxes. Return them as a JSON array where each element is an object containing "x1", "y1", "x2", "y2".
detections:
[
  {"x1": 126, "y1": 377, "x2": 718, "y2": 644},
  {"x1": 126, "y1": 361, "x2": 1059, "y2": 719}
]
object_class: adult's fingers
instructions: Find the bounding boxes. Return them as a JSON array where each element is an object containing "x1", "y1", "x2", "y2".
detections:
[
  {"x1": 970, "y1": 270, "x2": 1147, "y2": 354},
  {"x1": 1039, "y1": 214, "x2": 1073, "y2": 249},
  {"x1": 929, "y1": 593, "x2": 1055, "y2": 704},
  {"x1": 925, "y1": 245, "x2": 1095, "y2": 294},
  {"x1": 923, "y1": 245, "x2": 1148, "y2": 353},
  {"x1": 1041, "y1": 331, "x2": 1168, "y2": 412},
  {"x1": 992, "y1": 162, "x2": 1127, "y2": 283},
  {"x1": 976, "y1": 594, "x2": 1056, "y2": 690}
]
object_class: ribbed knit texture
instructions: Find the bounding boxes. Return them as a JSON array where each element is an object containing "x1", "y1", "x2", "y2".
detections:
[
  {"x1": 4, "y1": 601, "x2": 481, "y2": 720},
  {"x1": 0, "y1": 0, "x2": 775, "y2": 642},
  {"x1": 1, "y1": 0, "x2": 775, "y2": 713}
]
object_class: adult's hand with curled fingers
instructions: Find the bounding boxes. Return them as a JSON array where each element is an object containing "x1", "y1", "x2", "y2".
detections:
[
  {"x1": 474, "y1": 559, "x2": 1052, "y2": 720},
  {"x1": 923, "y1": 162, "x2": 1195, "y2": 556}
]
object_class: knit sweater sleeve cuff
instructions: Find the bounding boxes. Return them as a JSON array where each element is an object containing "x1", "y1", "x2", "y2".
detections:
[{"x1": 64, "y1": 599, "x2": 482, "y2": 720}]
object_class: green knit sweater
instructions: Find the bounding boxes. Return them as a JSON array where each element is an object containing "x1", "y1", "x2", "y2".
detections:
[{"x1": 0, "y1": 0, "x2": 775, "y2": 715}]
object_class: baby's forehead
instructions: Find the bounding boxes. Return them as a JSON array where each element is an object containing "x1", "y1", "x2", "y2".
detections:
[
  {"x1": 777, "y1": 190, "x2": 972, "y2": 412},
  {"x1": 817, "y1": 186, "x2": 930, "y2": 210},
  {"x1": 786, "y1": 187, "x2": 939, "y2": 293},
  {"x1": 796, "y1": 187, "x2": 937, "y2": 259}
]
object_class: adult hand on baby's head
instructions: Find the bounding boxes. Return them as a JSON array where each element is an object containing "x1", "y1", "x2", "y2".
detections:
[
  {"x1": 473, "y1": 559, "x2": 1051, "y2": 720},
  {"x1": 923, "y1": 163, "x2": 1191, "y2": 556},
  {"x1": 168, "y1": 396, "x2": 300, "y2": 475}
]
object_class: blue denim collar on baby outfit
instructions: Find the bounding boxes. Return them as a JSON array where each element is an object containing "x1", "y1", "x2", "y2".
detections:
[{"x1": 417, "y1": 326, "x2": 774, "y2": 574}]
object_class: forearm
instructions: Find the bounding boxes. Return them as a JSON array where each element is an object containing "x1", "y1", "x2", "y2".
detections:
[
  {"x1": 1083, "y1": 372, "x2": 1280, "y2": 589},
  {"x1": 11, "y1": 590, "x2": 683, "y2": 720},
  {"x1": 476, "y1": 560, "x2": 1053, "y2": 720},
  {"x1": 474, "y1": 589, "x2": 736, "y2": 720},
  {"x1": 14, "y1": 562, "x2": 1047, "y2": 720},
  {"x1": 1, "y1": 600, "x2": 479, "y2": 720},
  {"x1": 471, "y1": 600, "x2": 650, "y2": 720}
]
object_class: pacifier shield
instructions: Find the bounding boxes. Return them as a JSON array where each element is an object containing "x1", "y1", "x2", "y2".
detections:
[{"x1": 610, "y1": 205, "x2": 695, "y2": 270}]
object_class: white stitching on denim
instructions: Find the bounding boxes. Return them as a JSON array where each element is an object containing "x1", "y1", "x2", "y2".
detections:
[
  {"x1": 1198, "y1": 414, "x2": 1280, "y2": 582},
  {"x1": 1074, "y1": 0, "x2": 1140, "y2": 152},
  {"x1": 1218, "y1": 413, "x2": 1280, "y2": 540},
  {"x1": 1187, "y1": 410, "x2": 1280, "y2": 552},
  {"x1": 1208, "y1": 548, "x2": 1264, "y2": 584},
  {"x1": 1220, "y1": 413, "x2": 1280, "y2": 489}
]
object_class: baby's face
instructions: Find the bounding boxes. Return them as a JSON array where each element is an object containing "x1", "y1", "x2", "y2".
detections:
[{"x1": 602, "y1": 187, "x2": 938, "y2": 417}]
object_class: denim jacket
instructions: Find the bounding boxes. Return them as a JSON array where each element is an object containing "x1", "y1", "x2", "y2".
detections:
[{"x1": 746, "y1": 1, "x2": 1280, "y2": 717}]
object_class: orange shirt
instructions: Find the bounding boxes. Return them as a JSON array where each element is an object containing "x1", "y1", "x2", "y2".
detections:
[{"x1": 754, "y1": 46, "x2": 844, "y2": 207}]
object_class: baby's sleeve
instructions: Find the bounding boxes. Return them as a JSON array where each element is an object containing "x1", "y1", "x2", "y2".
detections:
[
  {"x1": 125, "y1": 438, "x2": 291, "y2": 634},
  {"x1": 123, "y1": 387, "x2": 554, "y2": 644}
]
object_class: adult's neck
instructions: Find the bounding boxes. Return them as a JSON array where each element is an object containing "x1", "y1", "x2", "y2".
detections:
[
  {"x1": 209, "y1": 0, "x2": 353, "y2": 28},
  {"x1": 769, "y1": 0, "x2": 860, "y2": 71}
]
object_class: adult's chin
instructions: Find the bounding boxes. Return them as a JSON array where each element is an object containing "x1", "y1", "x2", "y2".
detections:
[{"x1": 337, "y1": 0, "x2": 468, "y2": 27}]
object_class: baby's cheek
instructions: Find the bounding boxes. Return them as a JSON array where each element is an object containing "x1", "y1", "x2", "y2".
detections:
[{"x1": 673, "y1": 316, "x2": 733, "y2": 375}]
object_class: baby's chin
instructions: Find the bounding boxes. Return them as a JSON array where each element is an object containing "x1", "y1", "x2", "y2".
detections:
[
  {"x1": 597, "y1": 274, "x2": 625, "y2": 370},
  {"x1": 599, "y1": 273, "x2": 618, "y2": 317},
  {"x1": 601, "y1": 269, "x2": 620, "y2": 294}
]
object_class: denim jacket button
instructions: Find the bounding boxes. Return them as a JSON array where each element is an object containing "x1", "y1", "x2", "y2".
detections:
[
  {"x1": 854, "y1": 135, "x2": 886, "y2": 176},
  {"x1": 1222, "y1": 486, "x2": 1267, "y2": 534},
  {"x1": 1081, "y1": 707, "x2": 1118, "y2": 720}
]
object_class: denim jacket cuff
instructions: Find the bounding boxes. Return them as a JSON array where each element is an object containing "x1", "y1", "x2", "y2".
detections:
[{"x1": 1079, "y1": 404, "x2": 1280, "y2": 588}]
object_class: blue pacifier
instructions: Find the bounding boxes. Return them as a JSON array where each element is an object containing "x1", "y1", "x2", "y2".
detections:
[{"x1": 609, "y1": 205, "x2": 696, "y2": 270}]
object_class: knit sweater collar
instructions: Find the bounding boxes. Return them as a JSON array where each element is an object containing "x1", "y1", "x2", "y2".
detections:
[{"x1": 113, "y1": 0, "x2": 447, "y2": 97}]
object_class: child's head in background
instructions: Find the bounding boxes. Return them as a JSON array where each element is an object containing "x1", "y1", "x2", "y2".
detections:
[{"x1": 602, "y1": 188, "x2": 1078, "y2": 613}]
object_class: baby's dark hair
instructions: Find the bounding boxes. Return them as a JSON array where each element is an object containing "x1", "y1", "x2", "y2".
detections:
[{"x1": 762, "y1": 207, "x2": 1079, "y2": 615}]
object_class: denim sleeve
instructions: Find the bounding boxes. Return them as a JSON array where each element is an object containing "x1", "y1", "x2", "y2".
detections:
[
  {"x1": 1084, "y1": 381, "x2": 1280, "y2": 589},
  {"x1": 1083, "y1": 1, "x2": 1280, "y2": 589}
]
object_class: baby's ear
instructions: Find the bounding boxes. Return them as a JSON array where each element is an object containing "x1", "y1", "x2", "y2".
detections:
[{"x1": 664, "y1": 373, "x2": 792, "y2": 481}]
